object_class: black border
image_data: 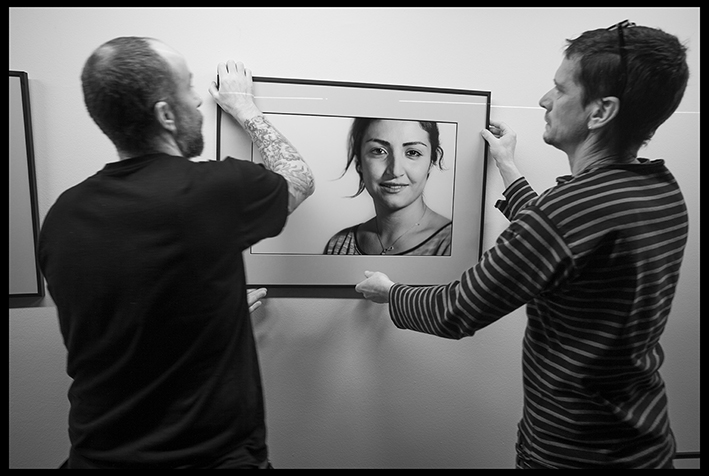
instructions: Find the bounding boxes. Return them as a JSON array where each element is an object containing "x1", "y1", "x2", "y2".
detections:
[
  {"x1": 215, "y1": 77, "x2": 491, "y2": 286},
  {"x1": 9, "y1": 70, "x2": 44, "y2": 299},
  {"x1": 216, "y1": 75, "x2": 490, "y2": 162}
]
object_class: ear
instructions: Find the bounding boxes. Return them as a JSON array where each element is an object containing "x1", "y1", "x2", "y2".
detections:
[
  {"x1": 426, "y1": 159, "x2": 435, "y2": 178},
  {"x1": 153, "y1": 100, "x2": 177, "y2": 133},
  {"x1": 587, "y1": 96, "x2": 621, "y2": 131}
]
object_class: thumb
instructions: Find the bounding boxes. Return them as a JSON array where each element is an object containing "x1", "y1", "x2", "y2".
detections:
[
  {"x1": 363, "y1": 270, "x2": 374, "y2": 278},
  {"x1": 208, "y1": 81, "x2": 219, "y2": 99},
  {"x1": 480, "y1": 128, "x2": 495, "y2": 143}
]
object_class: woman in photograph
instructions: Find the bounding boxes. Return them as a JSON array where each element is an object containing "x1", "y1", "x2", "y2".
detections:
[{"x1": 324, "y1": 118, "x2": 452, "y2": 255}]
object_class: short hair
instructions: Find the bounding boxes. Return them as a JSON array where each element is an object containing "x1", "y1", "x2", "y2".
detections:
[
  {"x1": 81, "y1": 37, "x2": 178, "y2": 153},
  {"x1": 564, "y1": 25, "x2": 689, "y2": 154},
  {"x1": 344, "y1": 118, "x2": 445, "y2": 197}
]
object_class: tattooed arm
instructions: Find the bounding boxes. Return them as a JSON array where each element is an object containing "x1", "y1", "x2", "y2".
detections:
[
  {"x1": 209, "y1": 60, "x2": 315, "y2": 214},
  {"x1": 242, "y1": 115, "x2": 315, "y2": 213}
]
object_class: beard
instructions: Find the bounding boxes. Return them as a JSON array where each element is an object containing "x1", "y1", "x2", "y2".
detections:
[{"x1": 174, "y1": 106, "x2": 204, "y2": 159}]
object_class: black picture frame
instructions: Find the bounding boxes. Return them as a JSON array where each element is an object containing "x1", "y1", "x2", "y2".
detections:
[
  {"x1": 9, "y1": 70, "x2": 43, "y2": 298},
  {"x1": 217, "y1": 77, "x2": 490, "y2": 286}
]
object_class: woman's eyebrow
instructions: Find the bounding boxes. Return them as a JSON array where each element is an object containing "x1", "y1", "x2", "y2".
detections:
[
  {"x1": 365, "y1": 138, "x2": 391, "y2": 147},
  {"x1": 365, "y1": 138, "x2": 428, "y2": 148},
  {"x1": 403, "y1": 141, "x2": 429, "y2": 148}
]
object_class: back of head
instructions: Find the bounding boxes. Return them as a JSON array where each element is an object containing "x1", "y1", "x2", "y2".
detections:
[
  {"x1": 564, "y1": 24, "x2": 689, "y2": 155},
  {"x1": 81, "y1": 37, "x2": 177, "y2": 155}
]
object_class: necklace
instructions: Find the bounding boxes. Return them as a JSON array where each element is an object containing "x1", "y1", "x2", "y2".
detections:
[{"x1": 375, "y1": 207, "x2": 428, "y2": 255}]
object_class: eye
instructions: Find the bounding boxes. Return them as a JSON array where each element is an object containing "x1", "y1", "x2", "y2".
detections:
[
  {"x1": 368, "y1": 147, "x2": 388, "y2": 157},
  {"x1": 405, "y1": 149, "x2": 424, "y2": 159}
]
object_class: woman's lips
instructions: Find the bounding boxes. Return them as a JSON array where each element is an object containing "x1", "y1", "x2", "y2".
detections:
[{"x1": 380, "y1": 182, "x2": 409, "y2": 193}]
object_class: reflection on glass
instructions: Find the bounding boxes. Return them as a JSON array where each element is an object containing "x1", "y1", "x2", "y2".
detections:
[{"x1": 324, "y1": 119, "x2": 452, "y2": 256}]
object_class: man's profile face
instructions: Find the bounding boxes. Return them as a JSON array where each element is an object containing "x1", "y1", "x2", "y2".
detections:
[
  {"x1": 153, "y1": 41, "x2": 204, "y2": 158},
  {"x1": 173, "y1": 95, "x2": 204, "y2": 159},
  {"x1": 538, "y1": 56, "x2": 592, "y2": 154}
]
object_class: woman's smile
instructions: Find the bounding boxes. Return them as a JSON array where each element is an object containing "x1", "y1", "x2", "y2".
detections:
[{"x1": 379, "y1": 181, "x2": 409, "y2": 193}]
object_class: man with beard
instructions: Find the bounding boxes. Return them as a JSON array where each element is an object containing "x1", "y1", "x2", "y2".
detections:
[{"x1": 38, "y1": 37, "x2": 314, "y2": 469}]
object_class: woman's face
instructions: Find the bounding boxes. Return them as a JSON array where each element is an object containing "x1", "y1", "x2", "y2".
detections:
[{"x1": 360, "y1": 120, "x2": 433, "y2": 213}]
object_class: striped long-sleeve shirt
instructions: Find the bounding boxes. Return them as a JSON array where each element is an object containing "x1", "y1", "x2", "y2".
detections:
[{"x1": 389, "y1": 158, "x2": 688, "y2": 468}]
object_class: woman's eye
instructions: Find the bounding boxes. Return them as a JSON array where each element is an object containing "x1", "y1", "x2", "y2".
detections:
[
  {"x1": 370, "y1": 147, "x2": 387, "y2": 156},
  {"x1": 406, "y1": 149, "x2": 423, "y2": 158}
]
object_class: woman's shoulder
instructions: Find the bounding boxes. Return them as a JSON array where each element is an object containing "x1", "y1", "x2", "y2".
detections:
[
  {"x1": 402, "y1": 220, "x2": 452, "y2": 256},
  {"x1": 323, "y1": 224, "x2": 362, "y2": 255},
  {"x1": 330, "y1": 224, "x2": 361, "y2": 239},
  {"x1": 427, "y1": 210, "x2": 451, "y2": 232}
]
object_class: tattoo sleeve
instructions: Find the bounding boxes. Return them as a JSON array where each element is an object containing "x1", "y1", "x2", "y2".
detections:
[{"x1": 243, "y1": 115, "x2": 315, "y2": 213}]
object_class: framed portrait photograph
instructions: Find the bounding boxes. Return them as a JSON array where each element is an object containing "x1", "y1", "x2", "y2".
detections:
[
  {"x1": 217, "y1": 78, "x2": 490, "y2": 285},
  {"x1": 9, "y1": 70, "x2": 43, "y2": 297}
]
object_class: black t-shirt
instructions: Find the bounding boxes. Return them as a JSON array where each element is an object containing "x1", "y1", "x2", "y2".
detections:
[{"x1": 38, "y1": 154, "x2": 288, "y2": 468}]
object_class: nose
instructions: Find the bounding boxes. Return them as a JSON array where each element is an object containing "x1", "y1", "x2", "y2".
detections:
[
  {"x1": 539, "y1": 89, "x2": 551, "y2": 110},
  {"x1": 385, "y1": 151, "x2": 406, "y2": 177}
]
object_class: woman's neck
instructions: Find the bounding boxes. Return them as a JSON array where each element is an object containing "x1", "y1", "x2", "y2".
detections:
[{"x1": 374, "y1": 200, "x2": 428, "y2": 250}]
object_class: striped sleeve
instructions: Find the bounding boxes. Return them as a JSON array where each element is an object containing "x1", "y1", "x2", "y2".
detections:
[
  {"x1": 389, "y1": 203, "x2": 573, "y2": 339},
  {"x1": 388, "y1": 162, "x2": 688, "y2": 467},
  {"x1": 495, "y1": 176, "x2": 539, "y2": 220}
]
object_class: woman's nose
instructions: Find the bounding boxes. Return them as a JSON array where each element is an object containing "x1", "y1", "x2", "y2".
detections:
[{"x1": 386, "y1": 153, "x2": 405, "y2": 177}]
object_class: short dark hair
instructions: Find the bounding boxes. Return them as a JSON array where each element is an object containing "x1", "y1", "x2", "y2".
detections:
[
  {"x1": 564, "y1": 25, "x2": 689, "y2": 155},
  {"x1": 81, "y1": 37, "x2": 178, "y2": 154},
  {"x1": 344, "y1": 118, "x2": 445, "y2": 197}
]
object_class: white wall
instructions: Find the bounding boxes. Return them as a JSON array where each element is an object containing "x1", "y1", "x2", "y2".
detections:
[{"x1": 9, "y1": 7, "x2": 699, "y2": 468}]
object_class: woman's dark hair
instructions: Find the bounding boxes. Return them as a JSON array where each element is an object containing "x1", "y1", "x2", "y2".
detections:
[
  {"x1": 564, "y1": 25, "x2": 689, "y2": 156},
  {"x1": 344, "y1": 118, "x2": 445, "y2": 197},
  {"x1": 81, "y1": 36, "x2": 178, "y2": 154}
]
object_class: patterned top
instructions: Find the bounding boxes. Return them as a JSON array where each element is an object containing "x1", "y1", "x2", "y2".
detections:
[
  {"x1": 323, "y1": 222, "x2": 452, "y2": 256},
  {"x1": 387, "y1": 159, "x2": 688, "y2": 468}
]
